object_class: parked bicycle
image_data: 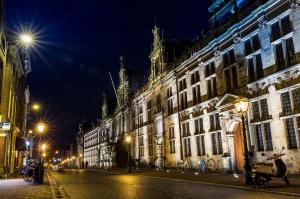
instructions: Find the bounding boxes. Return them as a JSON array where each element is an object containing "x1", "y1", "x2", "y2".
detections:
[
  {"x1": 20, "y1": 159, "x2": 37, "y2": 182},
  {"x1": 176, "y1": 159, "x2": 191, "y2": 172}
]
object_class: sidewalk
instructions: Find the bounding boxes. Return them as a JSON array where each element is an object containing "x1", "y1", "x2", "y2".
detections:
[
  {"x1": 88, "y1": 167, "x2": 300, "y2": 196},
  {"x1": 0, "y1": 175, "x2": 53, "y2": 199}
]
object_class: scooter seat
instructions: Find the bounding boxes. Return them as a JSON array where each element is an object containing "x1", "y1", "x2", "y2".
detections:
[{"x1": 256, "y1": 162, "x2": 273, "y2": 166}]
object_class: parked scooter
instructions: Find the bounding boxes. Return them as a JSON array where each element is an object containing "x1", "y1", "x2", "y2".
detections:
[{"x1": 252, "y1": 147, "x2": 290, "y2": 187}]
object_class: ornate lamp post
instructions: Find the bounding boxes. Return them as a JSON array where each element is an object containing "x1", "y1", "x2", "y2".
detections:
[
  {"x1": 125, "y1": 135, "x2": 132, "y2": 173},
  {"x1": 234, "y1": 98, "x2": 253, "y2": 185}
]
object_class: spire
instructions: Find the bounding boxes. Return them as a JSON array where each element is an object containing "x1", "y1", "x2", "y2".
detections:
[
  {"x1": 119, "y1": 55, "x2": 125, "y2": 69},
  {"x1": 152, "y1": 22, "x2": 161, "y2": 51},
  {"x1": 101, "y1": 93, "x2": 108, "y2": 119}
]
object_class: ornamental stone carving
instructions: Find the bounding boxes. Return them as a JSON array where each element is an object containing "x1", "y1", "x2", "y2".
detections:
[
  {"x1": 258, "y1": 15, "x2": 267, "y2": 29},
  {"x1": 214, "y1": 45, "x2": 221, "y2": 57},
  {"x1": 233, "y1": 32, "x2": 241, "y2": 44},
  {"x1": 290, "y1": 0, "x2": 300, "y2": 9}
]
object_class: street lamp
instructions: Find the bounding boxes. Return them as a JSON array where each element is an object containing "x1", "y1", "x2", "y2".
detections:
[
  {"x1": 32, "y1": 103, "x2": 41, "y2": 112},
  {"x1": 41, "y1": 143, "x2": 47, "y2": 151},
  {"x1": 36, "y1": 122, "x2": 46, "y2": 134},
  {"x1": 234, "y1": 97, "x2": 253, "y2": 185},
  {"x1": 20, "y1": 34, "x2": 33, "y2": 45},
  {"x1": 125, "y1": 135, "x2": 132, "y2": 173}
]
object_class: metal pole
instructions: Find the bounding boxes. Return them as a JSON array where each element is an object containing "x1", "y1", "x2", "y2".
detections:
[{"x1": 241, "y1": 113, "x2": 253, "y2": 185}]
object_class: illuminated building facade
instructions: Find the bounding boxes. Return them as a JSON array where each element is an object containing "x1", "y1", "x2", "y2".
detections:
[{"x1": 82, "y1": 0, "x2": 300, "y2": 173}]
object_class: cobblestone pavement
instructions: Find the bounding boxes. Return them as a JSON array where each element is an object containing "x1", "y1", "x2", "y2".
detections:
[
  {"x1": 50, "y1": 169, "x2": 300, "y2": 199},
  {"x1": 0, "y1": 176, "x2": 53, "y2": 199}
]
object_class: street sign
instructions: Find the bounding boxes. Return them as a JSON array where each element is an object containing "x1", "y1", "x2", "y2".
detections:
[{"x1": 0, "y1": 122, "x2": 11, "y2": 130}]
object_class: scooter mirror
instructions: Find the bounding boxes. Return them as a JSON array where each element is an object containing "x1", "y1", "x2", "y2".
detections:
[{"x1": 261, "y1": 153, "x2": 265, "y2": 156}]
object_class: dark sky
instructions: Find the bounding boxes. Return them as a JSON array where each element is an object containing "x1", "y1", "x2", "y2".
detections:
[{"x1": 6, "y1": 0, "x2": 209, "y2": 148}]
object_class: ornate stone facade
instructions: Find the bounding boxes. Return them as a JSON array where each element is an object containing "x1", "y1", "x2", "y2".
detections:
[{"x1": 82, "y1": 0, "x2": 300, "y2": 173}]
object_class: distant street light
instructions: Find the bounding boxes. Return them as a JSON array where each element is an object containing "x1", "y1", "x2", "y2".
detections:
[
  {"x1": 234, "y1": 97, "x2": 253, "y2": 185},
  {"x1": 32, "y1": 103, "x2": 41, "y2": 112}
]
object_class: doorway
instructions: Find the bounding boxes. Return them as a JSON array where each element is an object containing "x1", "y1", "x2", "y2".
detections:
[{"x1": 233, "y1": 123, "x2": 244, "y2": 172}]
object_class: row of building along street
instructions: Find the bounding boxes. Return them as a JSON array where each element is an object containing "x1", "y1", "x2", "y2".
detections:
[{"x1": 75, "y1": 0, "x2": 300, "y2": 175}]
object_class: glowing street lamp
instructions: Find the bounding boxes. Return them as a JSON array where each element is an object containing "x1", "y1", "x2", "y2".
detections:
[
  {"x1": 41, "y1": 143, "x2": 47, "y2": 151},
  {"x1": 20, "y1": 34, "x2": 33, "y2": 45},
  {"x1": 125, "y1": 136, "x2": 131, "y2": 143},
  {"x1": 36, "y1": 122, "x2": 46, "y2": 134},
  {"x1": 234, "y1": 97, "x2": 253, "y2": 185},
  {"x1": 234, "y1": 98, "x2": 249, "y2": 113}
]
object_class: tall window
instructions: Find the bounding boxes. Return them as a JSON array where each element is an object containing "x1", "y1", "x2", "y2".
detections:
[
  {"x1": 180, "y1": 91, "x2": 188, "y2": 110},
  {"x1": 285, "y1": 118, "x2": 298, "y2": 149},
  {"x1": 167, "y1": 87, "x2": 173, "y2": 115},
  {"x1": 147, "y1": 100, "x2": 152, "y2": 122},
  {"x1": 286, "y1": 38, "x2": 296, "y2": 65},
  {"x1": 209, "y1": 113, "x2": 220, "y2": 132},
  {"x1": 183, "y1": 138, "x2": 191, "y2": 157},
  {"x1": 182, "y1": 122, "x2": 190, "y2": 137},
  {"x1": 211, "y1": 132, "x2": 222, "y2": 155},
  {"x1": 169, "y1": 126, "x2": 175, "y2": 153},
  {"x1": 271, "y1": 16, "x2": 293, "y2": 42},
  {"x1": 205, "y1": 61, "x2": 215, "y2": 78},
  {"x1": 281, "y1": 91, "x2": 292, "y2": 116},
  {"x1": 191, "y1": 70, "x2": 200, "y2": 85},
  {"x1": 244, "y1": 34, "x2": 261, "y2": 55},
  {"x1": 194, "y1": 118, "x2": 204, "y2": 134},
  {"x1": 224, "y1": 65, "x2": 238, "y2": 91},
  {"x1": 196, "y1": 135, "x2": 205, "y2": 156},
  {"x1": 138, "y1": 105, "x2": 143, "y2": 126},
  {"x1": 275, "y1": 43, "x2": 285, "y2": 69},
  {"x1": 223, "y1": 49, "x2": 235, "y2": 68},
  {"x1": 192, "y1": 84, "x2": 201, "y2": 105},
  {"x1": 139, "y1": 135, "x2": 144, "y2": 157},
  {"x1": 248, "y1": 54, "x2": 264, "y2": 82},
  {"x1": 251, "y1": 98, "x2": 270, "y2": 122},
  {"x1": 148, "y1": 133, "x2": 153, "y2": 156},
  {"x1": 179, "y1": 78, "x2": 187, "y2": 91},
  {"x1": 254, "y1": 123, "x2": 273, "y2": 151},
  {"x1": 156, "y1": 94, "x2": 162, "y2": 113},
  {"x1": 280, "y1": 89, "x2": 300, "y2": 149},
  {"x1": 207, "y1": 77, "x2": 217, "y2": 99}
]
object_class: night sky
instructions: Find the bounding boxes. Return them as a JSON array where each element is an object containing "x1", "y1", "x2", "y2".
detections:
[{"x1": 6, "y1": 0, "x2": 209, "y2": 148}]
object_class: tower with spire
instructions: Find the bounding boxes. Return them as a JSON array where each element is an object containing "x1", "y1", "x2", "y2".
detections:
[
  {"x1": 150, "y1": 24, "x2": 164, "y2": 80},
  {"x1": 117, "y1": 55, "x2": 130, "y2": 108},
  {"x1": 101, "y1": 93, "x2": 108, "y2": 119}
]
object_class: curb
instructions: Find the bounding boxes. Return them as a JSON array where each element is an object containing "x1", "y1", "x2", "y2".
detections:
[
  {"x1": 88, "y1": 169, "x2": 300, "y2": 197},
  {"x1": 47, "y1": 172, "x2": 70, "y2": 199}
]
